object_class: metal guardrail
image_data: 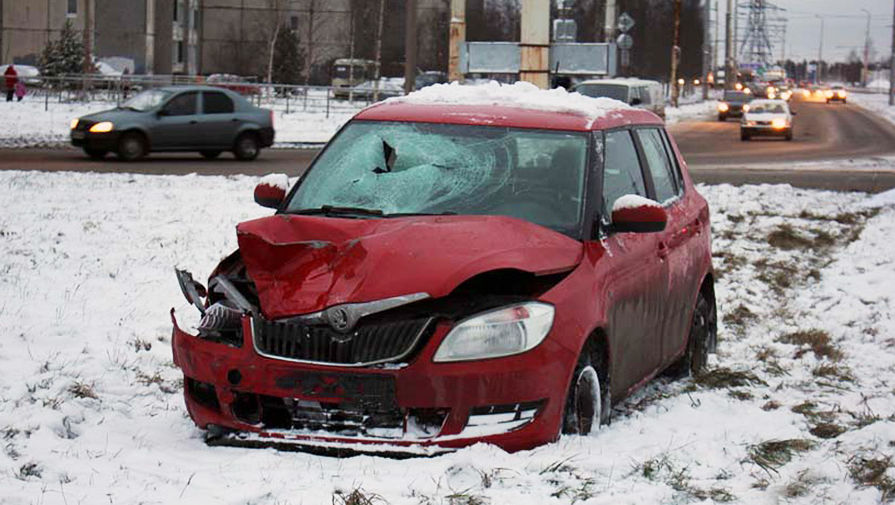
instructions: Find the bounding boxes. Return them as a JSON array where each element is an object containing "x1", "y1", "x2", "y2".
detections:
[{"x1": 14, "y1": 74, "x2": 404, "y2": 117}]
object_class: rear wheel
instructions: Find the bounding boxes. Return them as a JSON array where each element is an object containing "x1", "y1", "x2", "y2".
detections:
[
  {"x1": 668, "y1": 290, "x2": 717, "y2": 377},
  {"x1": 200, "y1": 150, "x2": 222, "y2": 159},
  {"x1": 233, "y1": 133, "x2": 260, "y2": 161},
  {"x1": 562, "y1": 341, "x2": 610, "y2": 435},
  {"x1": 116, "y1": 132, "x2": 146, "y2": 161},
  {"x1": 83, "y1": 147, "x2": 107, "y2": 159}
]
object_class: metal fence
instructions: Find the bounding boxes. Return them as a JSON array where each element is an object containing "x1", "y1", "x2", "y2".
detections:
[{"x1": 16, "y1": 74, "x2": 404, "y2": 117}]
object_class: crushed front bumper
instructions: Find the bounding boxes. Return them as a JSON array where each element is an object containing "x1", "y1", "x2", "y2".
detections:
[{"x1": 171, "y1": 309, "x2": 575, "y2": 453}]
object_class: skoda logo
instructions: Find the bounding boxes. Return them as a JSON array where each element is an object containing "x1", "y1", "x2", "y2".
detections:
[{"x1": 327, "y1": 306, "x2": 353, "y2": 332}]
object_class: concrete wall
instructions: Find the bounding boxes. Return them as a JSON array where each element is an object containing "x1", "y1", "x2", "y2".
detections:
[
  {"x1": 2, "y1": 0, "x2": 93, "y2": 65},
  {"x1": 95, "y1": 0, "x2": 148, "y2": 72}
]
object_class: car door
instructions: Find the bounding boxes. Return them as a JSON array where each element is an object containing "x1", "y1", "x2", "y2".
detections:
[
  {"x1": 592, "y1": 129, "x2": 668, "y2": 397},
  {"x1": 634, "y1": 127, "x2": 700, "y2": 366},
  {"x1": 152, "y1": 91, "x2": 200, "y2": 149},
  {"x1": 200, "y1": 90, "x2": 238, "y2": 148}
]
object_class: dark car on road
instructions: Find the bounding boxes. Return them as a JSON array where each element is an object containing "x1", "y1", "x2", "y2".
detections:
[
  {"x1": 717, "y1": 90, "x2": 753, "y2": 121},
  {"x1": 171, "y1": 85, "x2": 716, "y2": 453},
  {"x1": 70, "y1": 85, "x2": 274, "y2": 161}
]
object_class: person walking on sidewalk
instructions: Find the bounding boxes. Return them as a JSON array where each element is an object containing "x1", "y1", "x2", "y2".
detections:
[
  {"x1": 14, "y1": 80, "x2": 26, "y2": 101},
  {"x1": 4, "y1": 64, "x2": 18, "y2": 102}
]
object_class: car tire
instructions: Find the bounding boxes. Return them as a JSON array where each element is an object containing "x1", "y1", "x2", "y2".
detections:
[
  {"x1": 233, "y1": 133, "x2": 260, "y2": 161},
  {"x1": 84, "y1": 147, "x2": 107, "y2": 160},
  {"x1": 200, "y1": 150, "x2": 222, "y2": 159},
  {"x1": 668, "y1": 290, "x2": 717, "y2": 378},
  {"x1": 718, "y1": 115, "x2": 726, "y2": 122},
  {"x1": 785, "y1": 129, "x2": 793, "y2": 141},
  {"x1": 740, "y1": 130, "x2": 750, "y2": 141},
  {"x1": 116, "y1": 132, "x2": 147, "y2": 161},
  {"x1": 562, "y1": 341, "x2": 610, "y2": 435}
]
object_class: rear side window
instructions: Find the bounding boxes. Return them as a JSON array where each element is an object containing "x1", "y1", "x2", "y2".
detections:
[
  {"x1": 203, "y1": 91, "x2": 234, "y2": 114},
  {"x1": 660, "y1": 129, "x2": 685, "y2": 195},
  {"x1": 635, "y1": 128, "x2": 677, "y2": 203},
  {"x1": 162, "y1": 91, "x2": 198, "y2": 116},
  {"x1": 602, "y1": 130, "x2": 646, "y2": 214}
]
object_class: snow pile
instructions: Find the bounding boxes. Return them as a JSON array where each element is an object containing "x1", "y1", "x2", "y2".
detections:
[
  {"x1": 387, "y1": 80, "x2": 630, "y2": 120},
  {"x1": 664, "y1": 98, "x2": 719, "y2": 124},
  {"x1": 258, "y1": 172, "x2": 289, "y2": 191},
  {"x1": 849, "y1": 91, "x2": 895, "y2": 132},
  {"x1": 0, "y1": 173, "x2": 894, "y2": 504}
]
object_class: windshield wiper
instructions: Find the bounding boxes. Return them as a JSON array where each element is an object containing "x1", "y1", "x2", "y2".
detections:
[
  {"x1": 384, "y1": 211, "x2": 457, "y2": 217},
  {"x1": 289, "y1": 205, "x2": 385, "y2": 217}
]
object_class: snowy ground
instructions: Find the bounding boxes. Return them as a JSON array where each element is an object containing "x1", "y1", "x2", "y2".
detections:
[
  {"x1": 1, "y1": 171, "x2": 894, "y2": 504},
  {"x1": 850, "y1": 91, "x2": 895, "y2": 130}
]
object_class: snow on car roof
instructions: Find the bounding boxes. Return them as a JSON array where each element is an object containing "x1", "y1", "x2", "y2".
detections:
[{"x1": 383, "y1": 80, "x2": 630, "y2": 122}]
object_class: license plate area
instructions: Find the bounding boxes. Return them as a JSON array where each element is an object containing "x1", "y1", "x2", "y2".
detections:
[
  {"x1": 275, "y1": 372, "x2": 397, "y2": 409},
  {"x1": 71, "y1": 131, "x2": 86, "y2": 139}
]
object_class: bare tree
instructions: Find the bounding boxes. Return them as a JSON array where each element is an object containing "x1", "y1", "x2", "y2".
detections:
[{"x1": 263, "y1": 0, "x2": 289, "y2": 83}]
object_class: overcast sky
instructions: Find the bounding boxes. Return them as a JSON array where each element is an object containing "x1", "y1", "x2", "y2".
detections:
[{"x1": 714, "y1": 0, "x2": 893, "y2": 64}]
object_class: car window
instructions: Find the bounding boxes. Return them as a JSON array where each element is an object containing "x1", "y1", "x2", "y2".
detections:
[
  {"x1": 162, "y1": 91, "x2": 198, "y2": 116},
  {"x1": 635, "y1": 128, "x2": 677, "y2": 203},
  {"x1": 203, "y1": 91, "x2": 234, "y2": 114},
  {"x1": 659, "y1": 129, "x2": 684, "y2": 196},
  {"x1": 575, "y1": 83, "x2": 629, "y2": 102},
  {"x1": 602, "y1": 130, "x2": 646, "y2": 215},
  {"x1": 638, "y1": 86, "x2": 650, "y2": 104}
]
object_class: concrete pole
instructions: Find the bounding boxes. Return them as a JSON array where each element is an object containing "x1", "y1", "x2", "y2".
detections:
[
  {"x1": 670, "y1": 0, "x2": 682, "y2": 106},
  {"x1": 714, "y1": 1, "x2": 719, "y2": 80},
  {"x1": 725, "y1": 0, "x2": 734, "y2": 89},
  {"x1": 372, "y1": 0, "x2": 385, "y2": 101},
  {"x1": 604, "y1": 0, "x2": 617, "y2": 42},
  {"x1": 519, "y1": 0, "x2": 549, "y2": 89},
  {"x1": 448, "y1": 0, "x2": 465, "y2": 82},
  {"x1": 702, "y1": 0, "x2": 710, "y2": 99},
  {"x1": 889, "y1": 0, "x2": 894, "y2": 105},
  {"x1": 861, "y1": 8, "x2": 870, "y2": 87},
  {"x1": 404, "y1": 0, "x2": 417, "y2": 94},
  {"x1": 816, "y1": 15, "x2": 823, "y2": 84}
]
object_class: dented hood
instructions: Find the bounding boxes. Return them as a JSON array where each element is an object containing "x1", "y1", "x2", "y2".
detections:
[{"x1": 236, "y1": 214, "x2": 584, "y2": 319}]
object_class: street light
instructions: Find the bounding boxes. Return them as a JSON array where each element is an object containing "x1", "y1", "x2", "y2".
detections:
[
  {"x1": 860, "y1": 8, "x2": 871, "y2": 87},
  {"x1": 815, "y1": 15, "x2": 824, "y2": 84}
]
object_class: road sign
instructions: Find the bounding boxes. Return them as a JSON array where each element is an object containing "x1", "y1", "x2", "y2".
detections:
[
  {"x1": 617, "y1": 12, "x2": 635, "y2": 33},
  {"x1": 616, "y1": 33, "x2": 633, "y2": 50}
]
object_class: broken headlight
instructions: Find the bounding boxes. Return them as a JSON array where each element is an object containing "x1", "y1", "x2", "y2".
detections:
[
  {"x1": 433, "y1": 302, "x2": 554, "y2": 362},
  {"x1": 197, "y1": 302, "x2": 244, "y2": 346}
]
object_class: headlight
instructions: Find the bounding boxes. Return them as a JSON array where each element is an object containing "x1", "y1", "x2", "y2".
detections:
[
  {"x1": 89, "y1": 121, "x2": 114, "y2": 133},
  {"x1": 432, "y1": 302, "x2": 554, "y2": 362},
  {"x1": 824, "y1": 90, "x2": 833, "y2": 98},
  {"x1": 837, "y1": 90, "x2": 846, "y2": 97},
  {"x1": 718, "y1": 102, "x2": 729, "y2": 112},
  {"x1": 742, "y1": 104, "x2": 750, "y2": 112},
  {"x1": 70, "y1": 118, "x2": 79, "y2": 130},
  {"x1": 771, "y1": 118, "x2": 787, "y2": 129}
]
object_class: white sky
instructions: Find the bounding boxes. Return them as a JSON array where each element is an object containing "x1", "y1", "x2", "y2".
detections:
[{"x1": 714, "y1": 0, "x2": 893, "y2": 64}]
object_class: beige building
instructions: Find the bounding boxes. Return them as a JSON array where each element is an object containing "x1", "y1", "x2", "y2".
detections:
[{"x1": 1, "y1": 0, "x2": 94, "y2": 66}]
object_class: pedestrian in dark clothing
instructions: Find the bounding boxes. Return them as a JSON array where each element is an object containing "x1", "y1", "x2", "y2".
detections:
[{"x1": 4, "y1": 64, "x2": 18, "y2": 102}]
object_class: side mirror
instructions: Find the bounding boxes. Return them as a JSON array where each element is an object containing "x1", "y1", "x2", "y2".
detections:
[
  {"x1": 609, "y1": 194, "x2": 666, "y2": 233},
  {"x1": 791, "y1": 111, "x2": 797, "y2": 115},
  {"x1": 254, "y1": 173, "x2": 289, "y2": 209},
  {"x1": 630, "y1": 97, "x2": 643, "y2": 105}
]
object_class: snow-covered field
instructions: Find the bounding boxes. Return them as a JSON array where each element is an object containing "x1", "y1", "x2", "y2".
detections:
[
  {"x1": 850, "y1": 91, "x2": 895, "y2": 130},
  {"x1": 1, "y1": 171, "x2": 894, "y2": 504},
  {"x1": 0, "y1": 97, "x2": 357, "y2": 147}
]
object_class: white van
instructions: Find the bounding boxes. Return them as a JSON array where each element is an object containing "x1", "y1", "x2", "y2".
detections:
[{"x1": 571, "y1": 78, "x2": 665, "y2": 118}]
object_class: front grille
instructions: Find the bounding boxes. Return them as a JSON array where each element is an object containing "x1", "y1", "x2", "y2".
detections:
[
  {"x1": 75, "y1": 120, "x2": 95, "y2": 131},
  {"x1": 253, "y1": 316, "x2": 434, "y2": 365}
]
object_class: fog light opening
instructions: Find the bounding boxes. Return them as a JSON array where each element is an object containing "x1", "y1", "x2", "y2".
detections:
[{"x1": 227, "y1": 369, "x2": 242, "y2": 385}]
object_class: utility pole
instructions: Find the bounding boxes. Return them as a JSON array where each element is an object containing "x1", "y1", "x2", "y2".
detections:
[
  {"x1": 448, "y1": 0, "x2": 465, "y2": 82},
  {"x1": 305, "y1": 0, "x2": 315, "y2": 84},
  {"x1": 890, "y1": 0, "x2": 895, "y2": 105},
  {"x1": 703, "y1": 0, "x2": 710, "y2": 99},
  {"x1": 348, "y1": 8, "x2": 354, "y2": 101},
  {"x1": 816, "y1": 15, "x2": 824, "y2": 84},
  {"x1": 519, "y1": 0, "x2": 549, "y2": 89},
  {"x1": 670, "y1": 0, "x2": 682, "y2": 106},
  {"x1": 372, "y1": 0, "x2": 385, "y2": 101},
  {"x1": 714, "y1": 1, "x2": 720, "y2": 80},
  {"x1": 404, "y1": 0, "x2": 417, "y2": 94},
  {"x1": 604, "y1": 0, "x2": 617, "y2": 42},
  {"x1": 725, "y1": 0, "x2": 734, "y2": 89},
  {"x1": 83, "y1": 0, "x2": 93, "y2": 95},
  {"x1": 861, "y1": 8, "x2": 871, "y2": 87}
]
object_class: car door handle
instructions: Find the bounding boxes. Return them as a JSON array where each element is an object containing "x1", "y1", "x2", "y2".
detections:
[{"x1": 657, "y1": 241, "x2": 669, "y2": 259}]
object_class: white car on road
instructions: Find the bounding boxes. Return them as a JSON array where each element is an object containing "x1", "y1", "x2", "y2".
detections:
[{"x1": 741, "y1": 99, "x2": 794, "y2": 141}]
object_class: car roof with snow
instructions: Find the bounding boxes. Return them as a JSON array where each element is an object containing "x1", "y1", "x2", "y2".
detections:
[{"x1": 356, "y1": 81, "x2": 662, "y2": 131}]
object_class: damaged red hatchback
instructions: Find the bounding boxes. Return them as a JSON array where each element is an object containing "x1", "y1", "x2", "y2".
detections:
[{"x1": 172, "y1": 86, "x2": 716, "y2": 454}]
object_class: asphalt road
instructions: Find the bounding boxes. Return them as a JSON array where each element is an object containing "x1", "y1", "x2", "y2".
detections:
[{"x1": 3, "y1": 95, "x2": 895, "y2": 192}]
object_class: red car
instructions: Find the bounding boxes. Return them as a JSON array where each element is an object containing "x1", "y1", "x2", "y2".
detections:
[{"x1": 172, "y1": 90, "x2": 716, "y2": 454}]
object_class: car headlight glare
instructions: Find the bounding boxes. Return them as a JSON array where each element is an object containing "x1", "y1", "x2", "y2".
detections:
[
  {"x1": 718, "y1": 102, "x2": 729, "y2": 112},
  {"x1": 70, "y1": 118, "x2": 79, "y2": 130},
  {"x1": 433, "y1": 302, "x2": 554, "y2": 362},
  {"x1": 771, "y1": 118, "x2": 787, "y2": 129},
  {"x1": 89, "y1": 121, "x2": 114, "y2": 133}
]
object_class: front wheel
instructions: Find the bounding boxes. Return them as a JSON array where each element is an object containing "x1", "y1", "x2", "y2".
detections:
[
  {"x1": 785, "y1": 129, "x2": 793, "y2": 141},
  {"x1": 718, "y1": 115, "x2": 726, "y2": 122},
  {"x1": 562, "y1": 342, "x2": 610, "y2": 435},
  {"x1": 116, "y1": 132, "x2": 147, "y2": 161},
  {"x1": 233, "y1": 133, "x2": 260, "y2": 161},
  {"x1": 740, "y1": 130, "x2": 750, "y2": 141}
]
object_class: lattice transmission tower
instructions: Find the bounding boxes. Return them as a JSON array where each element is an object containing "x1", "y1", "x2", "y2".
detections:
[{"x1": 736, "y1": 0, "x2": 786, "y2": 67}]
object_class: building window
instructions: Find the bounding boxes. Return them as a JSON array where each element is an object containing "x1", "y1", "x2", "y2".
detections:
[
  {"x1": 192, "y1": 8, "x2": 199, "y2": 30},
  {"x1": 174, "y1": 41, "x2": 184, "y2": 64},
  {"x1": 67, "y1": 0, "x2": 78, "y2": 16},
  {"x1": 290, "y1": 16, "x2": 299, "y2": 31},
  {"x1": 174, "y1": 1, "x2": 183, "y2": 22}
]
